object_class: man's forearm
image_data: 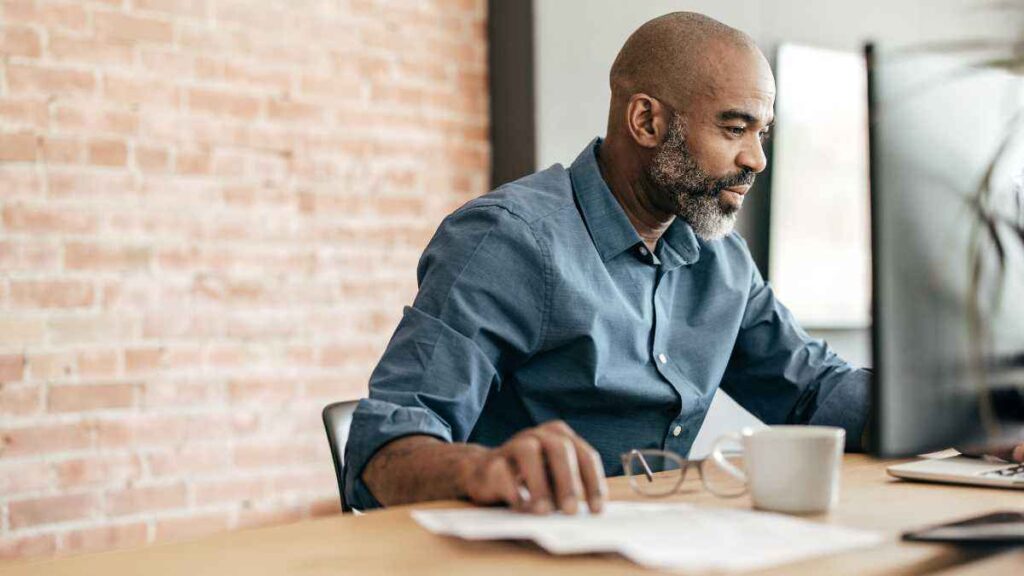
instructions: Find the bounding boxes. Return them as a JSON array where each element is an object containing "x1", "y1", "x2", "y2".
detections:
[{"x1": 361, "y1": 435, "x2": 487, "y2": 506}]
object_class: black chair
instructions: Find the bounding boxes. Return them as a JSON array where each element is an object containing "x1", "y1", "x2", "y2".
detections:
[{"x1": 322, "y1": 400, "x2": 360, "y2": 512}]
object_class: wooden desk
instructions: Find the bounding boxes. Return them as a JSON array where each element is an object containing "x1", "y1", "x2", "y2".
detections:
[{"x1": 1, "y1": 455, "x2": 1021, "y2": 575}]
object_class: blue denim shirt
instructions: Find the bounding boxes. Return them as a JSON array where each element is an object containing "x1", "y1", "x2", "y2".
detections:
[{"x1": 343, "y1": 138, "x2": 870, "y2": 510}]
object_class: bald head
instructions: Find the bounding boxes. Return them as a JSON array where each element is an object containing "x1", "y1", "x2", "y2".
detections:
[
  {"x1": 599, "y1": 13, "x2": 775, "y2": 242},
  {"x1": 608, "y1": 12, "x2": 771, "y2": 132}
]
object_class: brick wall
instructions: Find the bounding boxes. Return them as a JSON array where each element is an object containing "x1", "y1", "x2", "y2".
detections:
[{"x1": 0, "y1": 0, "x2": 488, "y2": 561}]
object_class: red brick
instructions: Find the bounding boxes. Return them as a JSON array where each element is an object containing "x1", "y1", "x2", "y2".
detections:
[
  {"x1": 94, "y1": 415, "x2": 190, "y2": 449},
  {"x1": 47, "y1": 314, "x2": 137, "y2": 345},
  {"x1": 266, "y1": 98, "x2": 323, "y2": 123},
  {"x1": 227, "y1": 378, "x2": 296, "y2": 404},
  {"x1": 267, "y1": 469, "x2": 336, "y2": 497},
  {"x1": 233, "y1": 440, "x2": 321, "y2": 469},
  {"x1": 52, "y1": 104, "x2": 139, "y2": 136},
  {"x1": 65, "y1": 242, "x2": 152, "y2": 271},
  {"x1": 0, "y1": 316, "x2": 47, "y2": 347},
  {"x1": 142, "y1": 378, "x2": 216, "y2": 409},
  {"x1": 55, "y1": 453, "x2": 143, "y2": 489},
  {"x1": 105, "y1": 483, "x2": 187, "y2": 516},
  {"x1": 0, "y1": 353, "x2": 26, "y2": 381},
  {"x1": 193, "y1": 477, "x2": 266, "y2": 506},
  {"x1": 9, "y1": 492, "x2": 100, "y2": 529},
  {"x1": 94, "y1": 12, "x2": 174, "y2": 44},
  {"x1": 47, "y1": 34, "x2": 135, "y2": 66},
  {"x1": 60, "y1": 522, "x2": 149, "y2": 555},
  {"x1": 87, "y1": 138, "x2": 129, "y2": 166},
  {"x1": 9, "y1": 280, "x2": 95, "y2": 308},
  {"x1": 0, "y1": 460, "x2": 53, "y2": 495},
  {"x1": 0, "y1": 422, "x2": 92, "y2": 458},
  {"x1": 3, "y1": 203, "x2": 99, "y2": 234},
  {"x1": 3, "y1": 0, "x2": 88, "y2": 32},
  {"x1": 124, "y1": 347, "x2": 167, "y2": 374},
  {"x1": 303, "y1": 375, "x2": 367, "y2": 402},
  {"x1": 0, "y1": 534, "x2": 57, "y2": 561},
  {"x1": 0, "y1": 97, "x2": 49, "y2": 129},
  {"x1": 133, "y1": 0, "x2": 208, "y2": 17},
  {"x1": 0, "y1": 131, "x2": 38, "y2": 161},
  {"x1": 102, "y1": 75, "x2": 180, "y2": 108},
  {"x1": 77, "y1": 349, "x2": 121, "y2": 378},
  {"x1": 0, "y1": 24, "x2": 42, "y2": 57},
  {"x1": 6, "y1": 64, "x2": 96, "y2": 96},
  {"x1": 40, "y1": 135, "x2": 84, "y2": 164},
  {"x1": 48, "y1": 169, "x2": 136, "y2": 199},
  {"x1": 139, "y1": 48, "x2": 195, "y2": 77},
  {"x1": 154, "y1": 512, "x2": 230, "y2": 544},
  {"x1": 134, "y1": 145, "x2": 171, "y2": 171},
  {"x1": 174, "y1": 146, "x2": 212, "y2": 174},
  {"x1": 146, "y1": 444, "x2": 231, "y2": 477},
  {"x1": 48, "y1": 383, "x2": 137, "y2": 413},
  {"x1": 25, "y1": 351, "x2": 76, "y2": 381},
  {"x1": 0, "y1": 382, "x2": 42, "y2": 416},
  {"x1": 318, "y1": 342, "x2": 385, "y2": 368},
  {"x1": 187, "y1": 88, "x2": 262, "y2": 120},
  {"x1": 0, "y1": 164, "x2": 43, "y2": 197}
]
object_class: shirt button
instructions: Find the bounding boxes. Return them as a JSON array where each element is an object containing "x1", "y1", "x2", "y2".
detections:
[
  {"x1": 672, "y1": 425, "x2": 683, "y2": 437},
  {"x1": 638, "y1": 246, "x2": 648, "y2": 256},
  {"x1": 658, "y1": 353, "x2": 668, "y2": 364}
]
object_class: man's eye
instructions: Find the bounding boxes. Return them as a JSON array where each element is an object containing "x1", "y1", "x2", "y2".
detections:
[
  {"x1": 725, "y1": 127, "x2": 745, "y2": 136},
  {"x1": 759, "y1": 129, "x2": 772, "y2": 142}
]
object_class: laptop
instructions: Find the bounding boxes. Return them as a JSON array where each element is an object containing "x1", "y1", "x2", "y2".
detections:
[{"x1": 887, "y1": 450, "x2": 1024, "y2": 490}]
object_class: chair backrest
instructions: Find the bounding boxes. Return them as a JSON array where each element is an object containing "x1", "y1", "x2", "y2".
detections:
[{"x1": 322, "y1": 400, "x2": 360, "y2": 512}]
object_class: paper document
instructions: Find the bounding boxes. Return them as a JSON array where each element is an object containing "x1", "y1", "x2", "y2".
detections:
[{"x1": 412, "y1": 502, "x2": 883, "y2": 573}]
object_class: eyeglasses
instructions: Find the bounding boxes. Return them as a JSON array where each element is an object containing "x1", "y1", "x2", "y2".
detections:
[{"x1": 620, "y1": 448, "x2": 748, "y2": 498}]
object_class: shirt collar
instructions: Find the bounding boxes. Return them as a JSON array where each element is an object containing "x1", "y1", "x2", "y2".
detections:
[{"x1": 569, "y1": 138, "x2": 701, "y2": 268}]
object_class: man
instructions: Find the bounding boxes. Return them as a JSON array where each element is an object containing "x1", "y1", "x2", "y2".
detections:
[{"x1": 342, "y1": 12, "x2": 1022, "y2": 515}]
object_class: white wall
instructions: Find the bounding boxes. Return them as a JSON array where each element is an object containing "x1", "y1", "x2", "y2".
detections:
[
  {"x1": 534, "y1": 0, "x2": 1019, "y2": 170},
  {"x1": 533, "y1": 0, "x2": 1020, "y2": 454}
]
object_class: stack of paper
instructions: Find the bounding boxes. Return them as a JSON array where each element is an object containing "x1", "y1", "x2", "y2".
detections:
[{"x1": 412, "y1": 502, "x2": 883, "y2": 572}]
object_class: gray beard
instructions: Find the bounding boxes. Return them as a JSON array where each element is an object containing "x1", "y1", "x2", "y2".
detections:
[{"x1": 649, "y1": 116, "x2": 740, "y2": 242}]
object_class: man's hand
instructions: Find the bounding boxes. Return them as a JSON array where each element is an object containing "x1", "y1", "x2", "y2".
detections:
[
  {"x1": 987, "y1": 442, "x2": 1024, "y2": 463},
  {"x1": 361, "y1": 420, "x2": 607, "y2": 514},
  {"x1": 457, "y1": 420, "x2": 607, "y2": 515},
  {"x1": 959, "y1": 441, "x2": 1024, "y2": 462}
]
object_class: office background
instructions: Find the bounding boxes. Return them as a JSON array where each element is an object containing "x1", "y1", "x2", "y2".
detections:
[{"x1": 0, "y1": 0, "x2": 1014, "y2": 563}]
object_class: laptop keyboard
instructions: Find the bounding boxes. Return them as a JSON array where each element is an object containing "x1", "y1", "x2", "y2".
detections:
[{"x1": 982, "y1": 463, "x2": 1024, "y2": 478}]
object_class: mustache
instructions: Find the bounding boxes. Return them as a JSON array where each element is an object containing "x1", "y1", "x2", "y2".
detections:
[{"x1": 712, "y1": 169, "x2": 756, "y2": 194}]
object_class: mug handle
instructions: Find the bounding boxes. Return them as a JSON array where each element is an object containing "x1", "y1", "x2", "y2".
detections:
[{"x1": 708, "y1": 431, "x2": 748, "y2": 485}]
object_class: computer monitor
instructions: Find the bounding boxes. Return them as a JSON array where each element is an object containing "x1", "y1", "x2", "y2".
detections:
[{"x1": 867, "y1": 43, "x2": 1024, "y2": 457}]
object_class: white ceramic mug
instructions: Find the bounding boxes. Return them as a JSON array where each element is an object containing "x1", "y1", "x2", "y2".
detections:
[{"x1": 708, "y1": 426, "x2": 845, "y2": 514}]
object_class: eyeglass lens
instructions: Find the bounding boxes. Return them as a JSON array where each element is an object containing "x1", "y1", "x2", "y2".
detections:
[{"x1": 624, "y1": 450, "x2": 687, "y2": 496}]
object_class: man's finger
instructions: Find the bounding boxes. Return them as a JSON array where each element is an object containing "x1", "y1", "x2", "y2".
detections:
[
  {"x1": 509, "y1": 436, "x2": 553, "y2": 514},
  {"x1": 486, "y1": 456, "x2": 525, "y2": 509},
  {"x1": 537, "y1": 434, "x2": 582, "y2": 514},
  {"x1": 541, "y1": 419, "x2": 607, "y2": 514},
  {"x1": 566, "y1": 435, "x2": 607, "y2": 513},
  {"x1": 1013, "y1": 443, "x2": 1024, "y2": 463}
]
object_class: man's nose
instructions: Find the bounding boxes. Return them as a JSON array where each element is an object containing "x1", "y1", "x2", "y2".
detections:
[{"x1": 737, "y1": 138, "x2": 767, "y2": 174}]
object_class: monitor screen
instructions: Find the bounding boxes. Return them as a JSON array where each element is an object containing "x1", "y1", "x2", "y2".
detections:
[{"x1": 868, "y1": 43, "x2": 1024, "y2": 457}]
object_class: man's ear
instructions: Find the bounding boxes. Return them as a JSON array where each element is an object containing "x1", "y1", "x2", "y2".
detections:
[{"x1": 625, "y1": 94, "x2": 666, "y2": 149}]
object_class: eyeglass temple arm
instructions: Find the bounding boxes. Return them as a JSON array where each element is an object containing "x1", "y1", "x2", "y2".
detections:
[{"x1": 630, "y1": 449, "x2": 656, "y2": 482}]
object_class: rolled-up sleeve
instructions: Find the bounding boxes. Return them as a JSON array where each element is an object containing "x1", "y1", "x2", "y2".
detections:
[
  {"x1": 342, "y1": 204, "x2": 548, "y2": 510},
  {"x1": 719, "y1": 251, "x2": 871, "y2": 451}
]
